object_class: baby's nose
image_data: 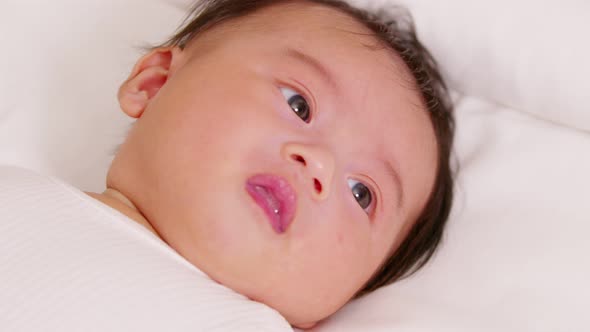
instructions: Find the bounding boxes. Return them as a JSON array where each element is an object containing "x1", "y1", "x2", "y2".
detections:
[{"x1": 281, "y1": 142, "x2": 335, "y2": 201}]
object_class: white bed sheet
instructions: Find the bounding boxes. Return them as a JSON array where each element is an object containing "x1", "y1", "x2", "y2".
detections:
[{"x1": 1, "y1": 0, "x2": 589, "y2": 331}]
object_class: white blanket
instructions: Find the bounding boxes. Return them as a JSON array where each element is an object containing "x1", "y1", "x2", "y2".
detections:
[{"x1": 0, "y1": 166, "x2": 292, "y2": 332}]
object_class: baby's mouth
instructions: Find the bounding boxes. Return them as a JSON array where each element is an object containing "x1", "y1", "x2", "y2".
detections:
[{"x1": 245, "y1": 174, "x2": 297, "y2": 234}]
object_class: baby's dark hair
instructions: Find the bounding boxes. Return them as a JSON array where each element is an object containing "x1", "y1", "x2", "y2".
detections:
[{"x1": 152, "y1": 0, "x2": 455, "y2": 298}]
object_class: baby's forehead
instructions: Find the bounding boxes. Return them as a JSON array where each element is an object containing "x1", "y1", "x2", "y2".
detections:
[
  {"x1": 183, "y1": 1, "x2": 424, "y2": 121},
  {"x1": 187, "y1": 2, "x2": 414, "y2": 90},
  {"x1": 188, "y1": 2, "x2": 383, "y2": 55}
]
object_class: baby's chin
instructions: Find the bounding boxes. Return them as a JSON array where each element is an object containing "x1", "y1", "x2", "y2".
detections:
[
  {"x1": 293, "y1": 321, "x2": 318, "y2": 329},
  {"x1": 247, "y1": 286, "x2": 347, "y2": 330}
]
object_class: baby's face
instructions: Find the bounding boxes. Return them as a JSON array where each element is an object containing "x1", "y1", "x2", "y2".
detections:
[{"x1": 110, "y1": 2, "x2": 437, "y2": 328}]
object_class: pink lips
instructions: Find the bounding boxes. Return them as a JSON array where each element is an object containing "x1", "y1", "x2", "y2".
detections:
[{"x1": 246, "y1": 174, "x2": 297, "y2": 234}]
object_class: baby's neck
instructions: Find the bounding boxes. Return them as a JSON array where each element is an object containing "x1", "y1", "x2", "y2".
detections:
[{"x1": 85, "y1": 189, "x2": 160, "y2": 238}]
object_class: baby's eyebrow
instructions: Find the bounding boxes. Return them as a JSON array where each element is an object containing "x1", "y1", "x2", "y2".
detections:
[
  {"x1": 282, "y1": 47, "x2": 340, "y2": 93},
  {"x1": 382, "y1": 159, "x2": 404, "y2": 210}
]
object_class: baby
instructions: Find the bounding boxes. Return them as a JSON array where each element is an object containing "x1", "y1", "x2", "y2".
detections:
[{"x1": 9, "y1": 0, "x2": 454, "y2": 329}]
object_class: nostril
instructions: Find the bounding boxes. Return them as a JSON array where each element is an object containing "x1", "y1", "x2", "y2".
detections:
[
  {"x1": 291, "y1": 154, "x2": 306, "y2": 166},
  {"x1": 314, "y1": 179, "x2": 322, "y2": 193}
]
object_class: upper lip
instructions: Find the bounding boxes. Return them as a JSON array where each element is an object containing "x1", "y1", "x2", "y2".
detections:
[{"x1": 245, "y1": 174, "x2": 298, "y2": 234}]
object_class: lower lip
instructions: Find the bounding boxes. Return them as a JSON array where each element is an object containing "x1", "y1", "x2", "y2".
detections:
[{"x1": 245, "y1": 175, "x2": 297, "y2": 234}]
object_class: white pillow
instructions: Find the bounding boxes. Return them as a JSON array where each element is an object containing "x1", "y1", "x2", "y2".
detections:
[
  {"x1": 0, "y1": 0, "x2": 186, "y2": 191},
  {"x1": 388, "y1": 0, "x2": 590, "y2": 132}
]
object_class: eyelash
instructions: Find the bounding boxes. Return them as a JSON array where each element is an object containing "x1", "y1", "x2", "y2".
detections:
[
  {"x1": 279, "y1": 82, "x2": 315, "y2": 123},
  {"x1": 350, "y1": 176, "x2": 378, "y2": 216}
]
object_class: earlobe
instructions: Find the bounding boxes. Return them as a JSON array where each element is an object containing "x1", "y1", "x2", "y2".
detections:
[{"x1": 118, "y1": 47, "x2": 184, "y2": 118}]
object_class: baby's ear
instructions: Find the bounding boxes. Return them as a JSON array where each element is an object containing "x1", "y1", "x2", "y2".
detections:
[{"x1": 118, "y1": 46, "x2": 184, "y2": 118}]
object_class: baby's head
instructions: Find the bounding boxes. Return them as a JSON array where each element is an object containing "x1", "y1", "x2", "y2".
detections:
[{"x1": 109, "y1": 0, "x2": 454, "y2": 328}]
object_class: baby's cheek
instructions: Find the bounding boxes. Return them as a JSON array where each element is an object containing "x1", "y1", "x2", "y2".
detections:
[
  {"x1": 238, "y1": 128, "x2": 291, "y2": 170},
  {"x1": 337, "y1": 231, "x2": 345, "y2": 246},
  {"x1": 331, "y1": 215, "x2": 373, "y2": 267},
  {"x1": 328, "y1": 225, "x2": 356, "y2": 258}
]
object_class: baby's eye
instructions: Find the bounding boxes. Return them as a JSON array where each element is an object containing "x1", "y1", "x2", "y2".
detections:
[
  {"x1": 347, "y1": 179, "x2": 374, "y2": 214},
  {"x1": 280, "y1": 87, "x2": 311, "y2": 123}
]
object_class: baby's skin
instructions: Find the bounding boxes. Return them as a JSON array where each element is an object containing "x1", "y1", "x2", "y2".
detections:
[{"x1": 86, "y1": 2, "x2": 437, "y2": 329}]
